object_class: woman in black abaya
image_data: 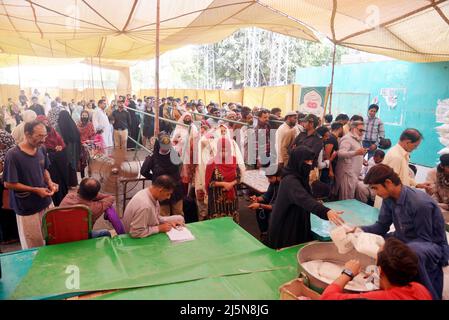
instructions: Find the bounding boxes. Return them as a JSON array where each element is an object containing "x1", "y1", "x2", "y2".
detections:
[
  {"x1": 58, "y1": 110, "x2": 81, "y2": 187},
  {"x1": 267, "y1": 145, "x2": 344, "y2": 249}
]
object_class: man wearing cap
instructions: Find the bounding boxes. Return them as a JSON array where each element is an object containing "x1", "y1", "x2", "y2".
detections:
[
  {"x1": 140, "y1": 132, "x2": 184, "y2": 216},
  {"x1": 291, "y1": 114, "x2": 322, "y2": 168},
  {"x1": 275, "y1": 111, "x2": 297, "y2": 168}
]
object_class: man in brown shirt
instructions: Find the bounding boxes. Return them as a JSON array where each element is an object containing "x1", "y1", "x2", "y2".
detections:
[{"x1": 60, "y1": 178, "x2": 114, "y2": 224}]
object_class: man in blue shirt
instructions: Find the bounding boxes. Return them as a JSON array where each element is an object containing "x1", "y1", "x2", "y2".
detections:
[
  {"x1": 358, "y1": 164, "x2": 449, "y2": 299},
  {"x1": 4, "y1": 121, "x2": 58, "y2": 249}
]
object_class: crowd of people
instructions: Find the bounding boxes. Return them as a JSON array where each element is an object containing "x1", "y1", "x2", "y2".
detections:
[{"x1": 1, "y1": 90, "x2": 448, "y2": 300}]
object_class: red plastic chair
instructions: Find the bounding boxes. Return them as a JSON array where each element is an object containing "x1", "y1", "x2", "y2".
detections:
[{"x1": 42, "y1": 205, "x2": 92, "y2": 245}]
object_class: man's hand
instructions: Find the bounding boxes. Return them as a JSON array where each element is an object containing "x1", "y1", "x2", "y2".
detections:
[
  {"x1": 344, "y1": 259, "x2": 361, "y2": 277},
  {"x1": 356, "y1": 148, "x2": 367, "y2": 156},
  {"x1": 327, "y1": 210, "x2": 345, "y2": 225},
  {"x1": 248, "y1": 203, "x2": 260, "y2": 210},
  {"x1": 35, "y1": 187, "x2": 54, "y2": 198},
  {"x1": 158, "y1": 223, "x2": 172, "y2": 233},
  {"x1": 49, "y1": 182, "x2": 59, "y2": 193},
  {"x1": 329, "y1": 151, "x2": 338, "y2": 162},
  {"x1": 249, "y1": 195, "x2": 258, "y2": 203},
  {"x1": 416, "y1": 183, "x2": 432, "y2": 194}
]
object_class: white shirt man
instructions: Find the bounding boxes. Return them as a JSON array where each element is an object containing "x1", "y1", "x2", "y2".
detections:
[
  {"x1": 374, "y1": 129, "x2": 425, "y2": 208},
  {"x1": 92, "y1": 99, "x2": 113, "y2": 148}
]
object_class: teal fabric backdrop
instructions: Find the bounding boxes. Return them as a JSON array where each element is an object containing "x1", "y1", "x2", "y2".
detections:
[{"x1": 296, "y1": 60, "x2": 449, "y2": 167}]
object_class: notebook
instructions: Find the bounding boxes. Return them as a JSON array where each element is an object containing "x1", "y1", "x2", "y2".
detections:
[{"x1": 166, "y1": 226, "x2": 195, "y2": 243}]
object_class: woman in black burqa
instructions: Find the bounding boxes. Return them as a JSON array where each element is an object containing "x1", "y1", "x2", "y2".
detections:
[
  {"x1": 57, "y1": 110, "x2": 81, "y2": 187},
  {"x1": 268, "y1": 145, "x2": 344, "y2": 249}
]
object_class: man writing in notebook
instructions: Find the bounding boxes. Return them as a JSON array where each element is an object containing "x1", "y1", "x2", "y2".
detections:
[{"x1": 122, "y1": 175, "x2": 184, "y2": 238}]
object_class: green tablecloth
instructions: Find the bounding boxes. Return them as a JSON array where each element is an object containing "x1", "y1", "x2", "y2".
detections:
[
  {"x1": 7, "y1": 218, "x2": 300, "y2": 300},
  {"x1": 1, "y1": 200, "x2": 379, "y2": 300},
  {"x1": 93, "y1": 246, "x2": 301, "y2": 300},
  {"x1": 0, "y1": 249, "x2": 37, "y2": 300}
]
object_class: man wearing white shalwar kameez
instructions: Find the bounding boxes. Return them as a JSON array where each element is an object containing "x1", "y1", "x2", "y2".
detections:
[{"x1": 92, "y1": 99, "x2": 113, "y2": 148}]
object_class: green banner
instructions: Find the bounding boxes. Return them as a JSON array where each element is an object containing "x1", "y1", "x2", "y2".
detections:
[{"x1": 299, "y1": 86, "x2": 328, "y2": 117}]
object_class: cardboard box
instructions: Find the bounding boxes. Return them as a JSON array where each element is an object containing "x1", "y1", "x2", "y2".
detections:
[{"x1": 279, "y1": 278, "x2": 322, "y2": 300}]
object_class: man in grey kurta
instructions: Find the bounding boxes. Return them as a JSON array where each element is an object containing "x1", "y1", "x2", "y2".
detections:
[
  {"x1": 122, "y1": 175, "x2": 184, "y2": 238},
  {"x1": 334, "y1": 121, "x2": 367, "y2": 200}
]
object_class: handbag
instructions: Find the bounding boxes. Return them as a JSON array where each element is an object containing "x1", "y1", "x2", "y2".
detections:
[{"x1": 378, "y1": 137, "x2": 391, "y2": 149}]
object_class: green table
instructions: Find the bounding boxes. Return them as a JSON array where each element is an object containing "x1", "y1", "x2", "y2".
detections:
[
  {"x1": 0, "y1": 200, "x2": 379, "y2": 300},
  {"x1": 1, "y1": 218, "x2": 302, "y2": 300},
  {"x1": 311, "y1": 199, "x2": 379, "y2": 241}
]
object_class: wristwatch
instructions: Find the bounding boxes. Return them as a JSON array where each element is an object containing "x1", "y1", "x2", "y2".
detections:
[{"x1": 341, "y1": 268, "x2": 355, "y2": 280}]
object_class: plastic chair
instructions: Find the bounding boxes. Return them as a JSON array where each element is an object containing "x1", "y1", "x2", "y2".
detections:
[{"x1": 42, "y1": 205, "x2": 92, "y2": 245}]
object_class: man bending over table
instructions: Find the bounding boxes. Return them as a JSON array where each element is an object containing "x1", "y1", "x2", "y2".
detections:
[{"x1": 122, "y1": 175, "x2": 184, "y2": 238}]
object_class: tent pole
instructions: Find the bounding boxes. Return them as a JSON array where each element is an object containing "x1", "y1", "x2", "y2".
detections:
[
  {"x1": 98, "y1": 57, "x2": 108, "y2": 103},
  {"x1": 154, "y1": 0, "x2": 160, "y2": 136},
  {"x1": 90, "y1": 57, "x2": 95, "y2": 100},
  {"x1": 328, "y1": 42, "x2": 337, "y2": 115},
  {"x1": 17, "y1": 55, "x2": 21, "y2": 89}
]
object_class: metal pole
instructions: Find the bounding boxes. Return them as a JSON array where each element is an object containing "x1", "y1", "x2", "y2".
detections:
[
  {"x1": 154, "y1": 0, "x2": 160, "y2": 135},
  {"x1": 90, "y1": 57, "x2": 95, "y2": 100},
  {"x1": 124, "y1": 106, "x2": 187, "y2": 127},
  {"x1": 328, "y1": 42, "x2": 337, "y2": 115},
  {"x1": 189, "y1": 111, "x2": 250, "y2": 127},
  {"x1": 17, "y1": 55, "x2": 21, "y2": 89}
]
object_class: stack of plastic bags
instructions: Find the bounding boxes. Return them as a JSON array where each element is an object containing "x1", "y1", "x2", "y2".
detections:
[
  {"x1": 330, "y1": 224, "x2": 385, "y2": 259},
  {"x1": 436, "y1": 100, "x2": 449, "y2": 156}
]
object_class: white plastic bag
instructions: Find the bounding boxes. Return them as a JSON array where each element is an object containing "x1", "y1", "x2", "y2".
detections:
[
  {"x1": 351, "y1": 232, "x2": 385, "y2": 259},
  {"x1": 438, "y1": 147, "x2": 449, "y2": 155},
  {"x1": 436, "y1": 124, "x2": 449, "y2": 134},
  {"x1": 440, "y1": 137, "x2": 449, "y2": 146},
  {"x1": 330, "y1": 225, "x2": 355, "y2": 254}
]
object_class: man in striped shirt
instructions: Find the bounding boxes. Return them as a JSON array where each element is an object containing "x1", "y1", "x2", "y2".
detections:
[{"x1": 363, "y1": 104, "x2": 385, "y2": 159}]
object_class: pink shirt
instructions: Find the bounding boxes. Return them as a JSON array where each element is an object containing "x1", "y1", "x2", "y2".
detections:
[{"x1": 60, "y1": 191, "x2": 115, "y2": 224}]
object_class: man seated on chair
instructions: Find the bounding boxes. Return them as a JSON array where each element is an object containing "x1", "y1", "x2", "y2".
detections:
[
  {"x1": 60, "y1": 178, "x2": 114, "y2": 225},
  {"x1": 122, "y1": 175, "x2": 185, "y2": 238}
]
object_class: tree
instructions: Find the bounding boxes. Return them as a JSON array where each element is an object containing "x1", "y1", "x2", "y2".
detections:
[{"x1": 131, "y1": 28, "x2": 349, "y2": 89}]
